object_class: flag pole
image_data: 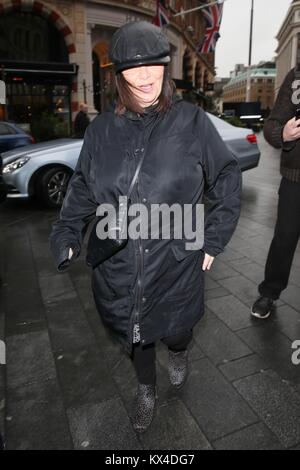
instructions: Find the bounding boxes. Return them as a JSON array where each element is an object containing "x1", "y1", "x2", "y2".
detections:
[
  {"x1": 248, "y1": 0, "x2": 254, "y2": 67},
  {"x1": 246, "y1": 0, "x2": 254, "y2": 102},
  {"x1": 173, "y1": 0, "x2": 226, "y2": 17}
]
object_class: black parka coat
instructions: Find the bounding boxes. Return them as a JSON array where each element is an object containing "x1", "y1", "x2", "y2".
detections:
[{"x1": 50, "y1": 93, "x2": 241, "y2": 353}]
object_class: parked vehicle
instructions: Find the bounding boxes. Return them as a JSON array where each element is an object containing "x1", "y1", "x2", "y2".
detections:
[
  {"x1": 1, "y1": 113, "x2": 260, "y2": 208},
  {"x1": 208, "y1": 113, "x2": 260, "y2": 172},
  {"x1": 0, "y1": 154, "x2": 7, "y2": 203},
  {"x1": 0, "y1": 121, "x2": 35, "y2": 154}
]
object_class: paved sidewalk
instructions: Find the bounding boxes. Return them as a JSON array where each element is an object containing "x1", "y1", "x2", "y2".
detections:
[{"x1": 0, "y1": 134, "x2": 300, "y2": 450}]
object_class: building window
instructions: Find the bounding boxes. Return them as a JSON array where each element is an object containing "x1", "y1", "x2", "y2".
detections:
[
  {"x1": 25, "y1": 30, "x2": 30, "y2": 49},
  {"x1": 14, "y1": 28, "x2": 22, "y2": 47},
  {"x1": 0, "y1": 11, "x2": 68, "y2": 62}
]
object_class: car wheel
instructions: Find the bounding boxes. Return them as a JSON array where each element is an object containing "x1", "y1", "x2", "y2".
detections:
[{"x1": 37, "y1": 167, "x2": 72, "y2": 208}]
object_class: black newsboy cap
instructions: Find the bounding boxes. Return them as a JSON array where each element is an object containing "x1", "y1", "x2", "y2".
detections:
[{"x1": 109, "y1": 21, "x2": 171, "y2": 73}]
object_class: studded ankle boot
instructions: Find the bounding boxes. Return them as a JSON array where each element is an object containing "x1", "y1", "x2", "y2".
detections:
[
  {"x1": 168, "y1": 349, "x2": 188, "y2": 389},
  {"x1": 132, "y1": 383, "x2": 157, "y2": 433}
]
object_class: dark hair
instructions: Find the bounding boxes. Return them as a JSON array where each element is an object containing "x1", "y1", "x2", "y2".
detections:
[{"x1": 114, "y1": 64, "x2": 176, "y2": 116}]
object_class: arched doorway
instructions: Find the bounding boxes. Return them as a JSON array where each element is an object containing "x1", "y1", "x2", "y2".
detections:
[
  {"x1": 194, "y1": 62, "x2": 202, "y2": 89},
  {"x1": 0, "y1": 5, "x2": 77, "y2": 138},
  {"x1": 203, "y1": 70, "x2": 209, "y2": 92},
  {"x1": 92, "y1": 51, "x2": 101, "y2": 113},
  {"x1": 182, "y1": 49, "x2": 193, "y2": 83},
  {"x1": 0, "y1": 10, "x2": 68, "y2": 62},
  {"x1": 93, "y1": 41, "x2": 114, "y2": 113}
]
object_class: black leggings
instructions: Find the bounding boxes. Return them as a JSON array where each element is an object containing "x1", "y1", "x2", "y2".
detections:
[
  {"x1": 259, "y1": 178, "x2": 300, "y2": 300},
  {"x1": 131, "y1": 330, "x2": 192, "y2": 385}
]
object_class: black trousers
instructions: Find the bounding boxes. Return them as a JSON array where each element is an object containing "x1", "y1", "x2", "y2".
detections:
[
  {"x1": 259, "y1": 177, "x2": 300, "y2": 300},
  {"x1": 131, "y1": 330, "x2": 193, "y2": 385}
]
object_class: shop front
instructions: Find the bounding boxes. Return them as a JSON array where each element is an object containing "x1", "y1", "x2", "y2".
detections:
[
  {"x1": 0, "y1": 8, "x2": 78, "y2": 139},
  {"x1": 1, "y1": 60, "x2": 77, "y2": 137}
]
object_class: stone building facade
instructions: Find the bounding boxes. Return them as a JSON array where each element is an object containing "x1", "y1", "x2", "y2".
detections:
[{"x1": 276, "y1": 0, "x2": 300, "y2": 92}]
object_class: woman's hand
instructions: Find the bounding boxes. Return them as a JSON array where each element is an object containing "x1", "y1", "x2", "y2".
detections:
[
  {"x1": 68, "y1": 247, "x2": 74, "y2": 260},
  {"x1": 202, "y1": 253, "x2": 215, "y2": 271},
  {"x1": 282, "y1": 117, "x2": 300, "y2": 142}
]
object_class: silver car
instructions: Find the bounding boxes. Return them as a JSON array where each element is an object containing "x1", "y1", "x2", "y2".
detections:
[{"x1": 1, "y1": 114, "x2": 260, "y2": 208}]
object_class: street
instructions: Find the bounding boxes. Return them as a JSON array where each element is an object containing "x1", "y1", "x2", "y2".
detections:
[{"x1": 0, "y1": 133, "x2": 300, "y2": 450}]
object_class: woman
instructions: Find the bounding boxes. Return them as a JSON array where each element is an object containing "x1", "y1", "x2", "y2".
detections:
[{"x1": 50, "y1": 21, "x2": 241, "y2": 433}]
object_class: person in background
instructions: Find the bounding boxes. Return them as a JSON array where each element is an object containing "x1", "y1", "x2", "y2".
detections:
[
  {"x1": 251, "y1": 66, "x2": 300, "y2": 319},
  {"x1": 73, "y1": 102, "x2": 90, "y2": 138}
]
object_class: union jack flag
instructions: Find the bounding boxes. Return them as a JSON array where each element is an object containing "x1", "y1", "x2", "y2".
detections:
[
  {"x1": 199, "y1": 2, "x2": 224, "y2": 54},
  {"x1": 152, "y1": 1, "x2": 170, "y2": 28}
]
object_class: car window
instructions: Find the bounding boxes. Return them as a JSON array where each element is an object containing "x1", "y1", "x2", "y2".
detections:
[{"x1": 0, "y1": 123, "x2": 16, "y2": 135}]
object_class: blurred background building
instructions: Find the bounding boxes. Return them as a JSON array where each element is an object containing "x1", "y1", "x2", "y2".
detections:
[{"x1": 222, "y1": 61, "x2": 276, "y2": 116}]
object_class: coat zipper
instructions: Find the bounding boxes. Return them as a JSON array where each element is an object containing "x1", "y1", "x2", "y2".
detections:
[
  {"x1": 126, "y1": 144, "x2": 145, "y2": 349},
  {"x1": 127, "y1": 114, "x2": 158, "y2": 349},
  {"x1": 131, "y1": 170, "x2": 144, "y2": 343},
  {"x1": 137, "y1": 176, "x2": 145, "y2": 321}
]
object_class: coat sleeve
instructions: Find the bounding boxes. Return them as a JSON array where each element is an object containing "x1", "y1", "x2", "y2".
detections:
[
  {"x1": 197, "y1": 109, "x2": 242, "y2": 257},
  {"x1": 49, "y1": 126, "x2": 98, "y2": 271},
  {"x1": 263, "y1": 68, "x2": 296, "y2": 152}
]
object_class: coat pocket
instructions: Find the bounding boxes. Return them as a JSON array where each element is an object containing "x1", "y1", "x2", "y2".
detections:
[
  {"x1": 166, "y1": 241, "x2": 204, "y2": 296},
  {"x1": 170, "y1": 239, "x2": 204, "y2": 262}
]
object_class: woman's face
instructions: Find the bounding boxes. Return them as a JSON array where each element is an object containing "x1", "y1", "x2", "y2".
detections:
[{"x1": 122, "y1": 64, "x2": 165, "y2": 108}]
